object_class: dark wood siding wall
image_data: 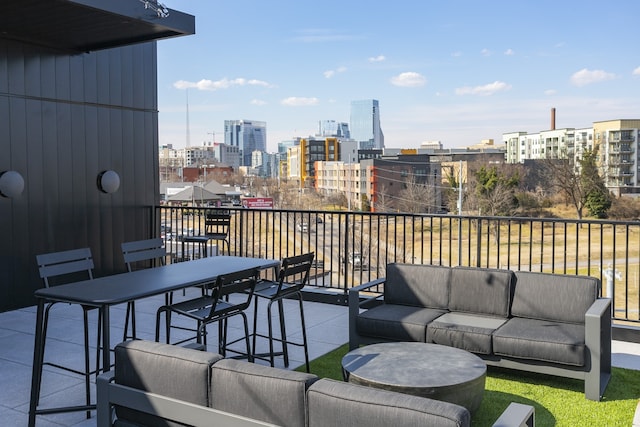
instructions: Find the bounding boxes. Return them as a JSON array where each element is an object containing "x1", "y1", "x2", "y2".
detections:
[{"x1": 0, "y1": 39, "x2": 159, "y2": 311}]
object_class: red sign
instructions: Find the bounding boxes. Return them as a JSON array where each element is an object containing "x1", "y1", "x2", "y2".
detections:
[{"x1": 241, "y1": 197, "x2": 274, "y2": 209}]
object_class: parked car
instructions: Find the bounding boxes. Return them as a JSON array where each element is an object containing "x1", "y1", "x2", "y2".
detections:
[
  {"x1": 341, "y1": 251, "x2": 364, "y2": 270},
  {"x1": 350, "y1": 251, "x2": 362, "y2": 268}
]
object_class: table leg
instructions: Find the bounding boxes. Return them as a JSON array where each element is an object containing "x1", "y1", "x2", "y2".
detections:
[
  {"x1": 101, "y1": 306, "x2": 110, "y2": 373},
  {"x1": 28, "y1": 299, "x2": 45, "y2": 427}
]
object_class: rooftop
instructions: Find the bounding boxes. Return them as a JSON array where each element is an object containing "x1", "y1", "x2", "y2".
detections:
[{"x1": 1, "y1": 288, "x2": 639, "y2": 426}]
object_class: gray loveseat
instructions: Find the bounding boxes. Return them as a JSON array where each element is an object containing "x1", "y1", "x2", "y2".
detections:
[
  {"x1": 349, "y1": 264, "x2": 612, "y2": 401},
  {"x1": 97, "y1": 340, "x2": 533, "y2": 427}
]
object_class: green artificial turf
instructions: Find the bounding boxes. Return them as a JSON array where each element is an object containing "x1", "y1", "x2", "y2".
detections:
[{"x1": 298, "y1": 344, "x2": 640, "y2": 426}]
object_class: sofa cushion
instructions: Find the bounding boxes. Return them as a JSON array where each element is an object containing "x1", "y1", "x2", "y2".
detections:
[
  {"x1": 114, "y1": 340, "x2": 223, "y2": 427},
  {"x1": 210, "y1": 358, "x2": 317, "y2": 427},
  {"x1": 307, "y1": 378, "x2": 470, "y2": 427},
  {"x1": 427, "y1": 312, "x2": 508, "y2": 355},
  {"x1": 385, "y1": 263, "x2": 450, "y2": 309},
  {"x1": 493, "y1": 317, "x2": 586, "y2": 366},
  {"x1": 512, "y1": 271, "x2": 599, "y2": 324},
  {"x1": 357, "y1": 304, "x2": 447, "y2": 342},
  {"x1": 449, "y1": 267, "x2": 514, "y2": 317}
]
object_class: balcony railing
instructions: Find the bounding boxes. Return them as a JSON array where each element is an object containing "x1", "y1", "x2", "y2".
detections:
[{"x1": 157, "y1": 206, "x2": 640, "y2": 324}]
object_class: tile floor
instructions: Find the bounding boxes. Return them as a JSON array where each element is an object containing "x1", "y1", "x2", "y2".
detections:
[{"x1": 1, "y1": 288, "x2": 639, "y2": 427}]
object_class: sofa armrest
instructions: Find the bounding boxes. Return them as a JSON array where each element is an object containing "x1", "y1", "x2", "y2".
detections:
[
  {"x1": 492, "y1": 402, "x2": 535, "y2": 427},
  {"x1": 97, "y1": 371, "x2": 115, "y2": 427},
  {"x1": 349, "y1": 278, "x2": 385, "y2": 350},
  {"x1": 96, "y1": 371, "x2": 277, "y2": 427},
  {"x1": 584, "y1": 297, "x2": 612, "y2": 400}
]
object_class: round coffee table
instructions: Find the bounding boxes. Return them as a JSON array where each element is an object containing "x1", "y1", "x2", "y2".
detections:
[{"x1": 341, "y1": 342, "x2": 486, "y2": 413}]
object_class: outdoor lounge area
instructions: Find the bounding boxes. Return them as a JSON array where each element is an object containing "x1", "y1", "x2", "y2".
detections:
[
  {"x1": 4, "y1": 2, "x2": 640, "y2": 426},
  {"x1": 2, "y1": 285, "x2": 640, "y2": 426}
]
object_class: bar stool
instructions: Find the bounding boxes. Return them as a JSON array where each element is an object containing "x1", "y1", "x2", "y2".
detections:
[
  {"x1": 155, "y1": 268, "x2": 259, "y2": 359},
  {"x1": 251, "y1": 252, "x2": 314, "y2": 372},
  {"x1": 121, "y1": 238, "x2": 167, "y2": 340},
  {"x1": 35, "y1": 248, "x2": 98, "y2": 419}
]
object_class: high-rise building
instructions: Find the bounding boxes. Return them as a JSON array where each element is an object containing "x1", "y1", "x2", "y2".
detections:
[
  {"x1": 224, "y1": 119, "x2": 267, "y2": 166},
  {"x1": 350, "y1": 99, "x2": 384, "y2": 149},
  {"x1": 318, "y1": 120, "x2": 350, "y2": 138}
]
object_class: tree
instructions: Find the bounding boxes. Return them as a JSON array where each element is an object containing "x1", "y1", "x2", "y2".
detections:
[
  {"x1": 544, "y1": 148, "x2": 610, "y2": 219},
  {"x1": 473, "y1": 166, "x2": 520, "y2": 216},
  {"x1": 374, "y1": 184, "x2": 393, "y2": 212},
  {"x1": 580, "y1": 150, "x2": 611, "y2": 218},
  {"x1": 398, "y1": 173, "x2": 439, "y2": 214},
  {"x1": 360, "y1": 194, "x2": 371, "y2": 212}
]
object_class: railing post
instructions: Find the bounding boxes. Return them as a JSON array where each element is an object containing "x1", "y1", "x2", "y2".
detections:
[
  {"x1": 238, "y1": 209, "x2": 244, "y2": 256},
  {"x1": 457, "y1": 218, "x2": 462, "y2": 267},
  {"x1": 476, "y1": 218, "x2": 482, "y2": 268},
  {"x1": 343, "y1": 212, "x2": 350, "y2": 294}
]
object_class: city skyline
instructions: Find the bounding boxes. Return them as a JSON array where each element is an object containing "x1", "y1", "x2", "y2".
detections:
[{"x1": 157, "y1": 0, "x2": 640, "y2": 153}]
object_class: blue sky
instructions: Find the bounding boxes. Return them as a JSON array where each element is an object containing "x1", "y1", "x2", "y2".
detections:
[{"x1": 157, "y1": 1, "x2": 640, "y2": 153}]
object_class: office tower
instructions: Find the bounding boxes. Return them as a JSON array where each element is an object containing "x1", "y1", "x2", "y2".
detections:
[
  {"x1": 224, "y1": 120, "x2": 267, "y2": 166},
  {"x1": 350, "y1": 99, "x2": 384, "y2": 149},
  {"x1": 319, "y1": 120, "x2": 350, "y2": 138}
]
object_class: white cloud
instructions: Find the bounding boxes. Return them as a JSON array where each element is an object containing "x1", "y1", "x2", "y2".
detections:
[
  {"x1": 280, "y1": 97, "x2": 319, "y2": 106},
  {"x1": 323, "y1": 66, "x2": 347, "y2": 78},
  {"x1": 570, "y1": 68, "x2": 616, "y2": 87},
  {"x1": 368, "y1": 55, "x2": 386, "y2": 62},
  {"x1": 250, "y1": 99, "x2": 267, "y2": 106},
  {"x1": 544, "y1": 89, "x2": 557, "y2": 96},
  {"x1": 633, "y1": 66, "x2": 640, "y2": 76},
  {"x1": 481, "y1": 48, "x2": 491, "y2": 56},
  {"x1": 455, "y1": 81, "x2": 512, "y2": 96},
  {"x1": 173, "y1": 78, "x2": 274, "y2": 91},
  {"x1": 390, "y1": 72, "x2": 427, "y2": 87},
  {"x1": 504, "y1": 49, "x2": 515, "y2": 56},
  {"x1": 451, "y1": 51, "x2": 462, "y2": 57}
]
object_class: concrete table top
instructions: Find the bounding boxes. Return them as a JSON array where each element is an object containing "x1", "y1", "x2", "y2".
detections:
[{"x1": 342, "y1": 342, "x2": 486, "y2": 413}]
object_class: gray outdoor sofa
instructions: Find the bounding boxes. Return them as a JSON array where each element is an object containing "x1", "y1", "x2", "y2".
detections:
[
  {"x1": 97, "y1": 339, "x2": 534, "y2": 427},
  {"x1": 349, "y1": 263, "x2": 612, "y2": 401}
]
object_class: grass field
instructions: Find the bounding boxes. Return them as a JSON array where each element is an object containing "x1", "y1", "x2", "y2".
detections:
[{"x1": 300, "y1": 344, "x2": 640, "y2": 427}]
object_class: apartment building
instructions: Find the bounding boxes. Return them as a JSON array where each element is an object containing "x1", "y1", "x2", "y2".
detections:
[
  {"x1": 594, "y1": 120, "x2": 640, "y2": 196},
  {"x1": 315, "y1": 161, "x2": 370, "y2": 210},
  {"x1": 505, "y1": 117, "x2": 640, "y2": 195}
]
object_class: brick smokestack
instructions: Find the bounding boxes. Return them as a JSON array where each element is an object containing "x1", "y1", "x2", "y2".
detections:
[{"x1": 551, "y1": 107, "x2": 556, "y2": 130}]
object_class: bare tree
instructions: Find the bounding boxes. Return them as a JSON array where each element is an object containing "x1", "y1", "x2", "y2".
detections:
[
  {"x1": 398, "y1": 173, "x2": 439, "y2": 214},
  {"x1": 374, "y1": 184, "x2": 393, "y2": 212},
  {"x1": 542, "y1": 149, "x2": 610, "y2": 220}
]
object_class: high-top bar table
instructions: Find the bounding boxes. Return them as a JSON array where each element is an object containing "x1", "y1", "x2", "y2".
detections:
[{"x1": 28, "y1": 255, "x2": 279, "y2": 427}]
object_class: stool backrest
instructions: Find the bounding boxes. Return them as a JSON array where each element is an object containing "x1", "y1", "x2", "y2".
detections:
[
  {"x1": 36, "y1": 247, "x2": 94, "y2": 288},
  {"x1": 121, "y1": 238, "x2": 166, "y2": 272},
  {"x1": 204, "y1": 213, "x2": 231, "y2": 236},
  {"x1": 277, "y1": 252, "x2": 314, "y2": 294},
  {"x1": 207, "y1": 268, "x2": 258, "y2": 319}
]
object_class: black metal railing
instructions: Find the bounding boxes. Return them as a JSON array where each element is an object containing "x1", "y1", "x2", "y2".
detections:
[{"x1": 157, "y1": 206, "x2": 640, "y2": 324}]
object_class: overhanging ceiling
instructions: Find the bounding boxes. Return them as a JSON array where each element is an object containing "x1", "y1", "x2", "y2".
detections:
[{"x1": 0, "y1": 0, "x2": 195, "y2": 53}]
